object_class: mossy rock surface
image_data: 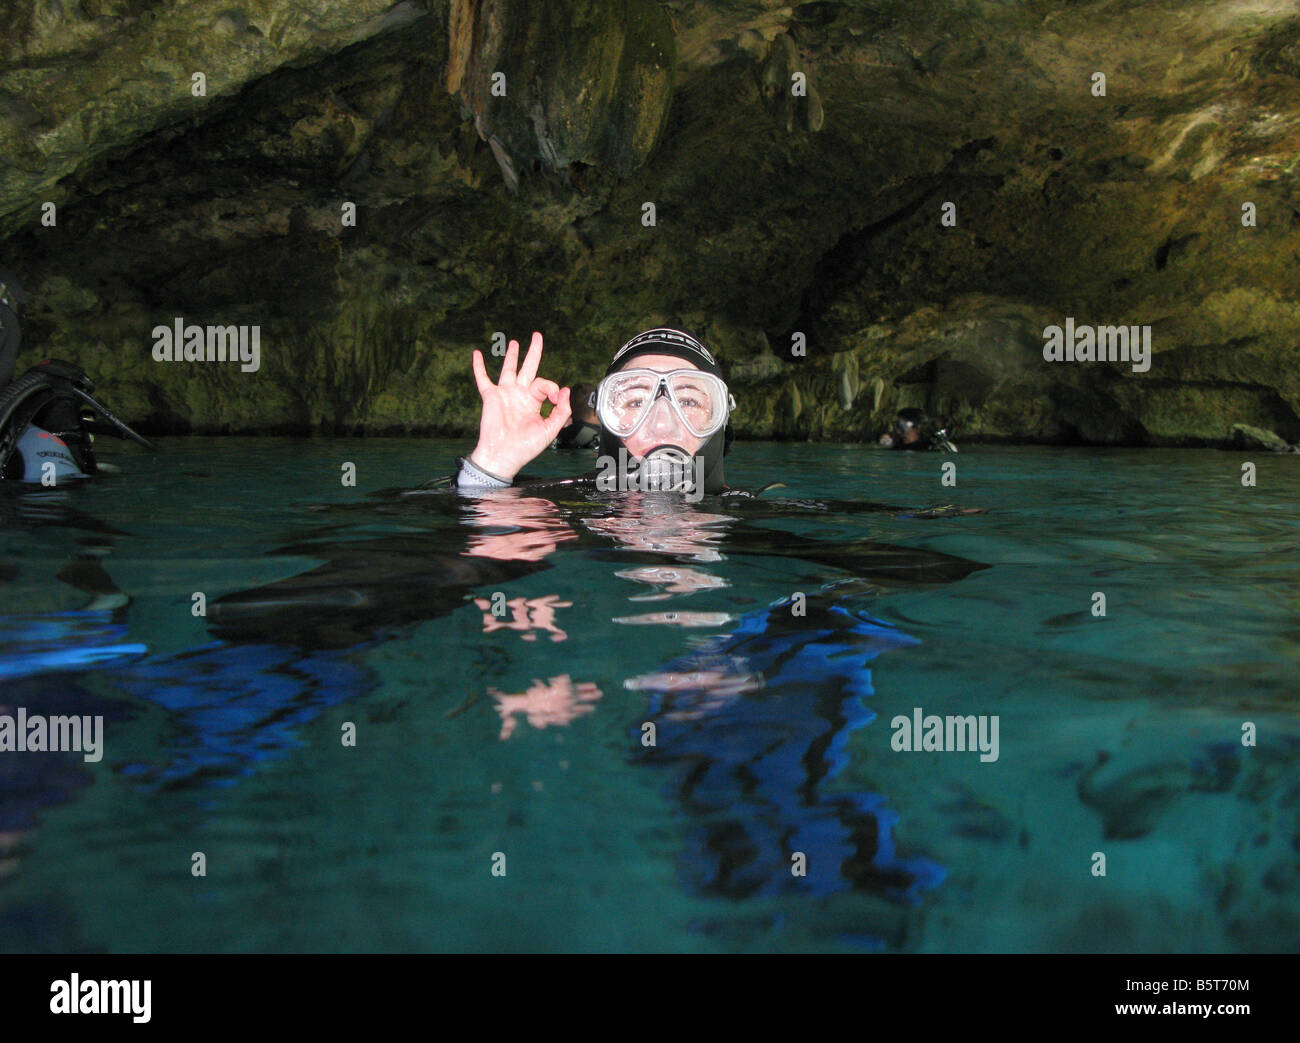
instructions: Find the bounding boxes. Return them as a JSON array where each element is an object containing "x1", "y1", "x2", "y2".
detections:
[{"x1": 1, "y1": 0, "x2": 1299, "y2": 444}]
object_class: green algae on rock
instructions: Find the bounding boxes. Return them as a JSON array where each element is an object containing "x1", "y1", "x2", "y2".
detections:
[{"x1": 0, "y1": 0, "x2": 1298, "y2": 444}]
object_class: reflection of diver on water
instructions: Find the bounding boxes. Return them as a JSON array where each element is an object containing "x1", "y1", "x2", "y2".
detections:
[
  {"x1": 206, "y1": 482, "x2": 988, "y2": 652},
  {"x1": 199, "y1": 486, "x2": 982, "y2": 920},
  {"x1": 432, "y1": 320, "x2": 968, "y2": 909},
  {"x1": 585, "y1": 502, "x2": 959, "y2": 906},
  {"x1": 628, "y1": 593, "x2": 944, "y2": 902},
  {"x1": 158, "y1": 478, "x2": 983, "y2": 790},
  {"x1": 0, "y1": 483, "x2": 377, "y2": 793},
  {"x1": 0, "y1": 535, "x2": 141, "y2": 880},
  {"x1": 0, "y1": 492, "x2": 140, "y2": 678}
]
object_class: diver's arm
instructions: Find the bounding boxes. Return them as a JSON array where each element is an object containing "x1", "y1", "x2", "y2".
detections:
[{"x1": 465, "y1": 332, "x2": 571, "y2": 486}]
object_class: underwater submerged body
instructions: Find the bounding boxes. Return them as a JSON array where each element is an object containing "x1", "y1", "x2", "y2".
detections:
[
  {"x1": 0, "y1": 488, "x2": 143, "y2": 682},
  {"x1": 2, "y1": 476, "x2": 987, "y2": 912},
  {"x1": 0, "y1": 482, "x2": 370, "y2": 800},
  {"x1": 197, "y1": 479, "x2": 988, "y2": 906},
  {"x1": 204, "y1": 478, "x2": 988, "y2": 649},
  {"x1": 3, "y1": 442, "x2": 1296, "y2": 952}
]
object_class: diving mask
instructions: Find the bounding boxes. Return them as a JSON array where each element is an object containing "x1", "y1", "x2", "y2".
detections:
[{"x1": 596, "y1": 368, "x2": 734, "y2": 440}]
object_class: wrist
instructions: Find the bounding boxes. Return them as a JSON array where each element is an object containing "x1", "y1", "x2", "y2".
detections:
[{"x1": 468, "y1": 450, "x2": 516, "y2": 483}]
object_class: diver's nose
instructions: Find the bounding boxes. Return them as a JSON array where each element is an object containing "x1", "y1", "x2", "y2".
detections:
[{"x1": 645, "y1": 394, "x2": 680, "y2": 438}]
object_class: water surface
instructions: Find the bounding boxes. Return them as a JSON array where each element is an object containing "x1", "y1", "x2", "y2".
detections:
[{"x1": 1, "y1": 439, "x2": 1295, "y2": 952}]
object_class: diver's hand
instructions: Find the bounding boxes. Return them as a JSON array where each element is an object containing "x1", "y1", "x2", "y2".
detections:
[{"x1": 469, "y1": 332, "x2": 572, "y2": 481}]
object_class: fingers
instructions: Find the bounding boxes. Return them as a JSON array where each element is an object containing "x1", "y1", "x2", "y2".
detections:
[
  {"x1": 518, "y1": 331, "x2": 544, "y2": 384},
  {"x1": 529, "y1": 377, "x2": 560, "y2": 403},
  {"x1": 471, "y1": 349, "x2": 494, "y2": 396},
  {"x1": 500, "y1": 338, "x2": 520, "y2": 384},
  {"x1": 542, "y1": 386, "x2": 573, "y2": 440}
]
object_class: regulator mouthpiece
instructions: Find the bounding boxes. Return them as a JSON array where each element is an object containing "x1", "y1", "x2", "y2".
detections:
[{"x1": 641, "y1": 445, "x2": 697, "y2": 494}]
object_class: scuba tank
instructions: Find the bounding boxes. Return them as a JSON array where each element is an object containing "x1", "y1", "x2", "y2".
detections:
[
  {"x1": 929, "y1": 426, "x2": 958, "y2": 453},
  {"x1": 0, "y1": 358, "x2": 155, "y2": 482}
]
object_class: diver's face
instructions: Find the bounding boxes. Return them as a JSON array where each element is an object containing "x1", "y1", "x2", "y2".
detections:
[
  {"x1": 894, "y1": 419, "x2": 922, "y2": 444},
  {"x1": 616, "y1": 354, "x2": 706, "y2": 460}
]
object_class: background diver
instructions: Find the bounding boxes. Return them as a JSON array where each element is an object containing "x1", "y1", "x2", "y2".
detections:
[
  {"x1": 0, "y1": 268, "x2": 154, "y2": 483},
  {"x1": 877, "y1": 407, "x2": 958, "y2": 453},
  {"x1": 552, "y1": 381, "x2": 600, "y2": 451}
]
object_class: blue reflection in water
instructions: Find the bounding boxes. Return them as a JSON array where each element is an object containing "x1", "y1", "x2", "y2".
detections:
[
  {"x1": 629, "y1": 595, "x2": 947, "y2": 902},
  {"x1": 111, "y1": 641, "x2": 369, "y2": 789}
]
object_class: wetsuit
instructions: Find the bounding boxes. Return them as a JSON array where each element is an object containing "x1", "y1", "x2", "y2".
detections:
[
  {"x1": 0, "y1": 359, "x2": 155, "y2": 482},
  {"x1": 0, "y1": 271, "x2": 154, "y2": 482}
]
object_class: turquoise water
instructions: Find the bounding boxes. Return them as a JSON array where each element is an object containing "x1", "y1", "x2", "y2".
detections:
[{"x1": 0, "y1": 439, "x2": 1296, "y2": 952}]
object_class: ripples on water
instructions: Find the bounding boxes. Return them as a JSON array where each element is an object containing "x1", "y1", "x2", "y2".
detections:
[{"x1": 0, "y1": 440, "x2": 1296, "y2": 952}]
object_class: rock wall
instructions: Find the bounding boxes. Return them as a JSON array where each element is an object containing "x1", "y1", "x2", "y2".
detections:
[{"x1": 2, "y1": 0, "x2": 1299, "y2": 444}]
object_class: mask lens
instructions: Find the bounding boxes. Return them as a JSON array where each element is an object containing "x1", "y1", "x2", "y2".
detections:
[
  {"x1": 598, "y1": 369, "x2": 729, "y2": 438},
  {"x1": 605, "y1": 373, "x2": 656, "y2": 435},
  {"x1": 667, "y1": 374, "x2": 718, "y2": 434}
]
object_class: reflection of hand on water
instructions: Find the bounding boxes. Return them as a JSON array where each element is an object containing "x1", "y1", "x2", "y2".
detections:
[
  {"x1": 473, "y1": 594, "x2": 571, "y2": 641},
  {"x1": 489, "y1": 674, "x2": 603, "y2": 739},
  {"x1": 465, "y1": 529, "x2": 562, "y2": 562},
  {"x1": 461, "y1": 490, "x2": 577, "y2": 562}
]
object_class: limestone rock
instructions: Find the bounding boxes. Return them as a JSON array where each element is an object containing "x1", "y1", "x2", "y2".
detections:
[
  {"x1": 0, "y1": 1, "x2": 1297, "y2": 441},
  {"x1": 1230, "y1": 423, "x2": 1298, "y2": 452}
]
